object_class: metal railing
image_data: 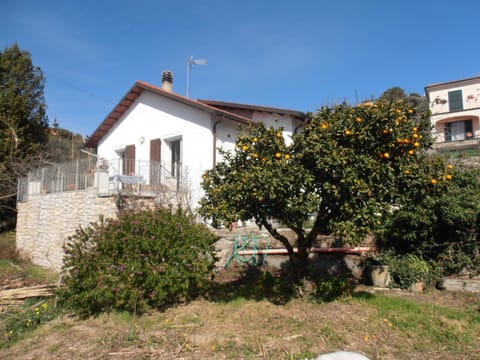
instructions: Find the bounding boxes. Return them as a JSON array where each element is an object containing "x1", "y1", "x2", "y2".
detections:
[{"x1": 17, "y1": 158, "x2": 187, "y2": 202}]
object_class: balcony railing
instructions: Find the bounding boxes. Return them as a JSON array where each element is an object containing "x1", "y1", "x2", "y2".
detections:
[
  {"x1": 17, "y1": 158, "x2": 188, "y2": 202},
  {"x1": 433, "y1": 136, "x2": 480, "y2": 152}
]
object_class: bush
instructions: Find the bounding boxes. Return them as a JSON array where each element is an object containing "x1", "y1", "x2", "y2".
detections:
[
  {"x1": 378, "y1": 166, "x2": 480, "y2": 275},
  {"x1": 384, "y1": 254, "x2": 440, "y2": 289},
  {"x1": 57, "y1": 208, "x2": 218, "y2": 316}
]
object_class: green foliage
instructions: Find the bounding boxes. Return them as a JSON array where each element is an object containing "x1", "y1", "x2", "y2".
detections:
[
  {"x1": 383, "y1": 254, "x2": 440, "y2": 289},
  {"x1": 56, "y1": 208, "x2": 217, "y2": 317},
  {"x1": 313, "y1": 274, "x2": 353, "y2": 302},
  {"x1": 0, "y1": 43, "x2": 49, "y2": 231},
  {"x1": 200, "y1": 101, "x2": 449, "y2": 280},
  {"x1": 379, "y1": 166, "x2": 480, "y2": 275},
  {"x1": 0, "y1": 299, "x2": 60, "y2": 348}
]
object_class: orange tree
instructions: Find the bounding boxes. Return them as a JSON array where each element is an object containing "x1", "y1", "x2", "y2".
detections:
[{"x1": 198, "y1": 101, "x2": 451, "y2": 280}]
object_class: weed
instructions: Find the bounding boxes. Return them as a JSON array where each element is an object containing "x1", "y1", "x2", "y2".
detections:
[{"x1": 0, "y1": 298, "x2": 61, "y2": 348}]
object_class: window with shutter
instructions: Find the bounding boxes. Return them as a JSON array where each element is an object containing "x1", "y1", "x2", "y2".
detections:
[
  {"x1": 448, "y1": 90, "x2": 463, "y2": 111},
  {"x1": 150, "y1": 139, "x2": 161, "y2": 187},
  {"x1": 124, "y1": 144, "x2": 135, "y2": 175}
]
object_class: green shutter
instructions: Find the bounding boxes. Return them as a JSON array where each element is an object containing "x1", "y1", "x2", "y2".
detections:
[{"x1": 448, "y1": 90, "x2": 463, "y2": 111}]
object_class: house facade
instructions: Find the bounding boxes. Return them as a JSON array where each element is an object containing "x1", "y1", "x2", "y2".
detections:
[
  {"x1": 425, "y1": 76, "x2": 480, "y2": 152},
  {"x1": 85, "y1": 71, "x2": 306, "y2": 208}
]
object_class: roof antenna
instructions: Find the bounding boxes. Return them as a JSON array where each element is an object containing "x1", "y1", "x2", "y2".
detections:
[{"x1": 186, "y1": 56, "x2": 208, "y2": 97}]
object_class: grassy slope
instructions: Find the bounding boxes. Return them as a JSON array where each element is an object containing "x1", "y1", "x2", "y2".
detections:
[{"x1": 1, "y1": 291, "x2": 479, "y2": 359}]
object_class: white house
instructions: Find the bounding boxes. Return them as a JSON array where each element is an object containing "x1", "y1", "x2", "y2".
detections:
[
  {"x1": 425, "y1": 76, "x2": 480, "y2": 152},
  {"x1": 85, "y1": 71, "x2": 306, "y2": 208}
]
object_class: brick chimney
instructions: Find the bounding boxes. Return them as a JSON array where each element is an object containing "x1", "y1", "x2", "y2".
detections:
[{"x1": 161, "y1": 70, "x2": 173, "y2": 92}]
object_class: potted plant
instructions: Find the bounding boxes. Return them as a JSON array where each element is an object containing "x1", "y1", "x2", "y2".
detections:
[{"x1": 368, "y1": 255, "x2": 391, "y2": 288}]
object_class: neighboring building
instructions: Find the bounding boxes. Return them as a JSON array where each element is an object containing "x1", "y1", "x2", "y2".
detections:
[
  {"x1": 425, "y1": 76, "x2": 480, "y2": 152},
  {"x1": 85, "y1": 71, "x2": 306, "y2": 208}
]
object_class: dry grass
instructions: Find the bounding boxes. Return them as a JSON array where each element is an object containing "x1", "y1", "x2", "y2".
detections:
[{"x1": 0, "y1": 289, "x2": 479, "y2": 360}]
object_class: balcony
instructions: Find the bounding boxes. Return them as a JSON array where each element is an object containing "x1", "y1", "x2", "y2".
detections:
[
  {"x1": 433, "y1": 137, "x2": 480, "y2": 153},
  {"x1": 17, "y1": 158, "x2": 188, "y2": 202}
]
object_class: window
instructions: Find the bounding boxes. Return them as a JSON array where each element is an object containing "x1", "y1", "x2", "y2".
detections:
[
  {"x1": 444, "y1": 120, "x2": 473, "y2": 141},
  {"x1": 170, "y1": 139, "x2": 181, "y2": 177},
  {"x1": 448, "y1": 90, "x2": 463, "y2": 111}
]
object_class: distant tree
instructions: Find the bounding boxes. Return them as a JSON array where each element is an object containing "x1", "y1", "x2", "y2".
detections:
[
  {"x1": 0, "y1": 44, "x2": 49, "y2": 231},
  {"x1": 52, "y1": 117, "x2": 59, "y2": 131},
  {"x1": 379, "y1": 87, "x2": 429, "y2": 115},
  {"x1": 379, "y1": 87, "x2": 407, "y2": 103},
  {"x1": 199, "y1": 101, "x2": 448, "y2": 280}
]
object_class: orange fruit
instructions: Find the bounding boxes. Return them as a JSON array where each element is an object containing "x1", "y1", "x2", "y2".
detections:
[
  {"x1": 408, "y1": 150, "x2": 415, "y2": 155},
  {"x1": 321, "y1": 123, "x2": 328, "y2": 129},
  {"x1": 408, "y1": 109, "x2": 414, "y2": 114},
  {"x1": 382, "y1": 129, "x2": 389, "y2": 135},
  {"x1": 413, "y1": 133, "x2": 419, "y2": 139},
  {"x1": 384, "y1": 152, "x2": 390, "y2": 159},
  {"x1": 253, "y1": 137, "x2": 258, "y2": 142},
  {"x1": 447, "y1": 164, "x2": 454, "y2": 170},
  {"x1": 275, "y1": 152, "x2": 282, "y2": 158},
  {"x1": 253, "y1": 153, "x2": 259, "y2": 159},
  {"x1": 345, "y1": 129, "x2": 351, "y2": 135},
  {"x1": 356, "y1": 117, "x2": 363, "y2": 123},
  {"x1": 242, "y1": 145, "x2": 249, "y2": 151},
  {"x1": 414, "y1": 142, "x2": 420, "y2": 147},
  {"x1": 276, "y1": 132, "x2": 282, "y2": 138},
  {"x1": 405, "y1": 169, "x2": 411, "y2": 175},
  {"x1": 431, "y1": 179, "x2": 437, "y2": 185},
  {"x1": 285, "y1": 154, "x2": 291, "y2": 160},
  {"x1": 445, "y1": 174, "x2": 453, "y2": 181},
  {"x1": 412, "y1": 127, "x2": 418, "y2": 132}
]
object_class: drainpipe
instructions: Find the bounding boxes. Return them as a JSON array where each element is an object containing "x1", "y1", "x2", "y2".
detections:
[{"x1": 212, "y1": 115, "x2": 224, "y2": 168}]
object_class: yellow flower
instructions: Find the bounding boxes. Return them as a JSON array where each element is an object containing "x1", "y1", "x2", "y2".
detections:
[
  {"x1": 285, "y1": 154, "x2": 291, "y2": 160},
  {"x1": 275, "y1": 152, "x2": 282, "y2": 158}
]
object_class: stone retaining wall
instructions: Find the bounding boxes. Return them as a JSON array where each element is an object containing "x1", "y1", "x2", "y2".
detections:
[{"x1": 16, "y1": 188, "x2": 118, "y2": 271}]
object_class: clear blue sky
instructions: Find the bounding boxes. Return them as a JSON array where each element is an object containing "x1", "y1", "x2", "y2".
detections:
[{"x1": 1, "y1": 0, "x2": 479, "y2": 136}]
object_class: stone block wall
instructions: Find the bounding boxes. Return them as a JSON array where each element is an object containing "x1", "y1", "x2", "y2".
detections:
[{"x1": 16, "y1": 188, "x2": 118, "y2": 271}]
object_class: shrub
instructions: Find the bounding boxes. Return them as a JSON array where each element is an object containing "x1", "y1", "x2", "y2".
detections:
[
  {"x1": 385, "y1": 254, "x2": 440, "y2": 289},
  {"x1": 378, "y1": 166, "x2": 480, "y2": 275},
  {"x1": 57, "y1": 208, "x2": 217, "y2": 316}
]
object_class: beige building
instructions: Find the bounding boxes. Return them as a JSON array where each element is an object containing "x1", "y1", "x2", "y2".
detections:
[{"x1": 425, "y1": 76, "x2": 480, "y2": 152}]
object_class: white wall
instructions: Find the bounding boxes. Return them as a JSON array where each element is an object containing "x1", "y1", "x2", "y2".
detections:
[{"x1": 97, "y1": 92, "x2": 216, "y2": 206}]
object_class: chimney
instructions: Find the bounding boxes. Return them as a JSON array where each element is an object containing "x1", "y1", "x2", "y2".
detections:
[{"x1": 161, "y1": 70, "x2": 173, "y2": 92}]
